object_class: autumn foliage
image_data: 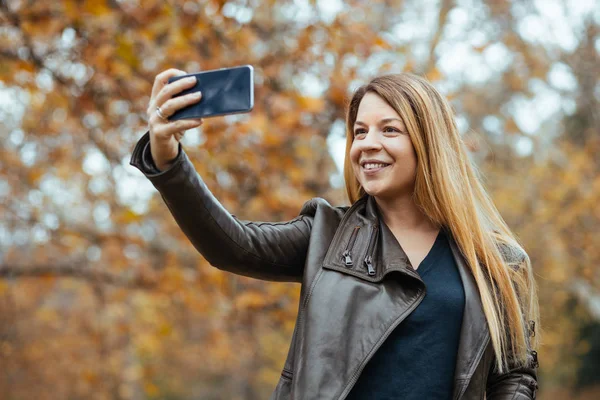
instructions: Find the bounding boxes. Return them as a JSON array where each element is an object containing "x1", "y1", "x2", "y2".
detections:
[{"x1": 0, "y1": 1, "x2": 598, "y2": 399}]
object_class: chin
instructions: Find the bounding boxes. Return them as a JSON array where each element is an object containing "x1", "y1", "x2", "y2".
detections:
[
  {"x1": 361, "y1": 182, "x2": 407, "y2": 200},
  {"x1": 361, "y1": 185, "x2": 389, "y2": 198}
]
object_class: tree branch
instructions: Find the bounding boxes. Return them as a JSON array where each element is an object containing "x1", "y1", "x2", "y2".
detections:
[
  {"x1": 0, "y1": 263, "x2": 158, "y2": 290},
  {"x1": 424, "y1": 0, "x2": 454, "y2": 73},
  {"x1": 0, "y1": 1, "x2": 126, "y2": 165}
]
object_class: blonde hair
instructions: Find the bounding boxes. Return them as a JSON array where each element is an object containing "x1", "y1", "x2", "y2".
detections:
[{"x1": 343, "y1": 73, "x2": 540, "y2": 372}]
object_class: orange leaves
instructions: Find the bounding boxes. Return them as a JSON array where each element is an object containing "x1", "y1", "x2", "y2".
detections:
[
  {"x1": 425, "y1": 67, "x2": 443, "y2": 82},
  {"x1": 62, "y1": 0, "x2": 80, "y2": 21},
  {"x1": 506, "y1": 71, "x2": 527, "y2": 92},
  {"x1": 2, "y1": 0, "x2": 598, "y2": 398},
  {"x1": 21, "y1": 16, "x2": 64, "y2": 39},
  {"x1": 234, "y1": 290, "x2": 270, "y2": 310},
  {"x1": 504, "y1": 118, "x2": 520, "y2": 134},
  {"x1": 82, "y1": 1, "x2": 112, "y2": 16},
  {"x1": 296, "y1": 95, "x2": 325, "y2": 113},
  {"x1": 273, "y1": 112, "x2": 299, "y2": 131},
  {"x1": 166, "y1": 28, "x2": 191, "y2": 61},
  {"x1": 296, "y1": 27, "x2": 314, "y2": 53},
  {"x1": 473, "y1": 44, "x2": 488, "y2": 53},
  {"x1": 374, "y1": 35, "x2": 392, "y2": 50},
  {"x1": 35, "y1": 306, "x2": 60, "y2": 323},
  {"x1": 248, "y1": 113, "x2": 269, "y2": 133},
  {"x1": 115, "y1": 35, "x2": 140, "y2": 70},
  {"x1": 157, "y1": 321, "x2": 173, "y2": 337},
  {"x1": 328, "y1": 82, "x2": 347, "y2": 108},
  {"x1": 14, "y1": 60, "x2": 36, "y2": 73},
  {"x1": 114, "y1": 209, "x2": 142, "y2": 225},
  {"x1": 144, "y1": 382, "x2": 160, "y2": 397}
]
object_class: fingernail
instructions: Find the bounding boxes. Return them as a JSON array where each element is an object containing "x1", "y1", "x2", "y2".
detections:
[
  {"x1": 194, "y1": 91, "x2": 202, "y2": 98},
  {"x1": 186, "y1": 76, "x2": 196, "y2": 82}
]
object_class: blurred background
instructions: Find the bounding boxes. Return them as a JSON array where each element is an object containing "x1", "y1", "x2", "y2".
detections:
[{"x1": 0, "y1": 0, "x2": 598, "y2": 399}]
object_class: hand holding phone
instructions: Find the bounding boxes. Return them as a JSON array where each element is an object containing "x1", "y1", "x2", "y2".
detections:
[{"x1": 167, "y1": 65, "x2": 254, "y2": 121}]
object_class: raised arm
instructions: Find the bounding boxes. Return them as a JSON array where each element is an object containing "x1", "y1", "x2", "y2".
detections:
[
  {"x1": 130, "y1": 132, "x2": 313, "y2": 282},
  {"x1": 130, "y1": 68, "x2": 314, "y2": 282}
]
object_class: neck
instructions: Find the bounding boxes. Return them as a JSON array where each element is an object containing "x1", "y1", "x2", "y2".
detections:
[{"x1": 373, "y1": 193, "x2": 438, "y2": 233}]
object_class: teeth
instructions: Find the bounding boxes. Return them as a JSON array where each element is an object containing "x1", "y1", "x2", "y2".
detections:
[{"x1": 364, "y1": 163, "x2": 388, "y2": 170}]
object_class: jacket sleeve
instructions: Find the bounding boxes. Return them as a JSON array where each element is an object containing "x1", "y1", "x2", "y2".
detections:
[
  {"x1": 486, "y1": 245, "x2": 539, "y2": 399},
  {"x1": 486, "y1": 349, "x2": 539, "y2": 399},
  {"x1": 129, "y1": 132, "x2": 314, "y2": 282}
]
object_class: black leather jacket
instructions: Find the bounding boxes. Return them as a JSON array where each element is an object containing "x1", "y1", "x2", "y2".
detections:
[{"x1": 131, "y1": 132, "x2": 539, "y2": 399}]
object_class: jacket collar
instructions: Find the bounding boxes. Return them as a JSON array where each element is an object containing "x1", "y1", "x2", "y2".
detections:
[{"x1": 365, "y1": 194, "x2": 414, "y2": 273}]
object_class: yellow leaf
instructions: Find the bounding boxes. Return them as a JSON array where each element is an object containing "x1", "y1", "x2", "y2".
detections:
[
  {"x1": 84, "y1": 1, "x2": 111, "y2": 15},
  {"x1": 116, "y1": 36, "x2": 139, "y2": 68},
  {"x1": 235, "y1": 291, "x2": 269, "y2": 310},
  {"x1": 144, "y1": 382, "x2": 160, "y2": 397},
  {"x1": 505, "y1": 118, "x2": 519, "y2": 134},
  {"x1": 158, "y1": 322, "x2": 172, "y2": 337},
  {"x1": 117, "y1": 209, "x2": 141, "y2": 223},
  {"x1": 297, "y1": 96, "x2": 325, "y2": 113},
  {"x1": 64, "y1": 0, "x2": 80, "y2": 20},
  {"x1": 374, "y1": 36, "x2": 391, "y2": 49},
  {"x1": 473, "y1": 44, "x2": 487, "y2": 53},
  {"x1": 425, "y1": 67, "x2": 442, "y2": 82},
  {"x1": 36, "y1": 307, "x2": 58, "y2": 322}
]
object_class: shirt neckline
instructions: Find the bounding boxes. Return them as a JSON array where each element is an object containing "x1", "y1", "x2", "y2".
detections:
[{"x1": 416, "y1": 229, "x2": 446, "y2": 277}]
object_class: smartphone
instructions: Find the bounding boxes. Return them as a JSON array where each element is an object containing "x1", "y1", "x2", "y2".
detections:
[{"x1": 166, "y1": 65, "x2": 254, "y2": 121}]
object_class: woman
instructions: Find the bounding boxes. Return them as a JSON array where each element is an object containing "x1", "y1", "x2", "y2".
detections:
[{"x1": 130, "y1": 69, "x2": 540, "y2": 399}]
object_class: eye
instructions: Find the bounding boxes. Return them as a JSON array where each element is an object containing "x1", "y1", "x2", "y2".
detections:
[
  {"x1": 353, "y1": 128, "x2": 367, "y2": 138},
  {"x1": 383, "y1": 126, "x2": 401, "y2": 134}
]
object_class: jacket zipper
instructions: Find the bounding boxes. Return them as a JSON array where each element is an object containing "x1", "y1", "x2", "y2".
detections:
[
  {"x1": 342, "y1": 226, "x2": 361, "y2": 266},
  {"x1": 363, "y1": 225, "x2": 378, "y2": 276},
  {"x1": 529, "y1": 320, "x2": 536, "y2": 337},
  {"x1": 339, "y1": 286, "x2": 426, "y2": 400},
  {"x1": 296, "y1": 197, "x2": 365, "y2": 366},
  {"x1": 281, "y1": 367, "x2": 294, "y2": 380}
]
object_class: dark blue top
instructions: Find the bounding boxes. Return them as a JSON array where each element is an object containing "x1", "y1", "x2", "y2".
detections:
[{"x1": 347, "y1": 229, "x2": 465, "y2": 400}]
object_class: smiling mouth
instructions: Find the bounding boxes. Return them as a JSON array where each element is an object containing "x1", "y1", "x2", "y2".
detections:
[{"x1": 362, "y1": 163, "x2": 391, "y2": 171}]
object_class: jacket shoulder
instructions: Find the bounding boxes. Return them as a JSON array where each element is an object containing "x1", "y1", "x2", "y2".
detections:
[
  {"x1": 497, "y1": 241, "x2": 529, "y2": 270},
  {"x1": 299, "y1": 197, "x2": 350, "y2": 219}
]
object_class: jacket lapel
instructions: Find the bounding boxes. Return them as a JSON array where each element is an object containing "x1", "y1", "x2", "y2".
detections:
[
  {"x1": 301, "y1": 195, "x2": 490, "y2": 399},
  {"x1": 449, "y1": 237, "x2": 490, "y2": 400},
  {"x1": 365, "y1": 195, "x2": 416, "y2": 276},
  {"x1": 367, "y1": 196, "x2": 491, "y2": 399}
]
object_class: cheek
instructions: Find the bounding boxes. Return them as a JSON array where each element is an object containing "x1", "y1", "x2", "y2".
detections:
[
  {"x1": 349, "y1": 144, "x2": 360, "y2": 165},
  {"x1": 390, "y1": 139, "x2": 416, "y2": 161},
  {"x1": 348, "y1": 146, "x2": 363, "y2": 180},
  {"x1": 404, "y1": 148, "x2": 418, "y2": 177}
]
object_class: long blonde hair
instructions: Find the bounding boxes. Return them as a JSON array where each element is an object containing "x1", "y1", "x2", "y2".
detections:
[{"x1": 343, "y1": 73, "x2": 540, "y2": 372}]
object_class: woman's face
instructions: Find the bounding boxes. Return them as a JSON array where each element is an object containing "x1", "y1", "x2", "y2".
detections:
[{"x1": 350, "y1": 92, "x2": 418, "y2": 201}]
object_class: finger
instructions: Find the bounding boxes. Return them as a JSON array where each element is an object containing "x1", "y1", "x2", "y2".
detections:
[
  {"x1": 150, "y1": 119, "x2": 202, "y2": 147},
  {"x1": 160, "y1": 118, "x2": 204, "y2": 137},
  {"x1": 154, "y1": 76, "x2": 198, "y2": 109},
  {"x1": 156, "y1": 91, "x2": 202, "y2": 119},
  {"x1": 174, "y1": 131, "x2": 185, "y2": 142},
  {"x1": 179, "y1": 118, "x2": 204, "y2": 125},
  {"x1": 151, "y1": 68, "x2": 187, "y2": 101},
  {"x1": 149, "y1": 108, "x2": 203, "y2": 136}
]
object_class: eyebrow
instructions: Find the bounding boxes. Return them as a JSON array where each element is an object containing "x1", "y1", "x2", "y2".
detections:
[{"x1": 354, "y1": 118, "x2": 404, "y2": 127}]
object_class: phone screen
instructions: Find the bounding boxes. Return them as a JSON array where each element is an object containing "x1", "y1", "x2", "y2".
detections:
[{"x1": 167, "y1": 65, "x2": 254, "y2": 120}]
